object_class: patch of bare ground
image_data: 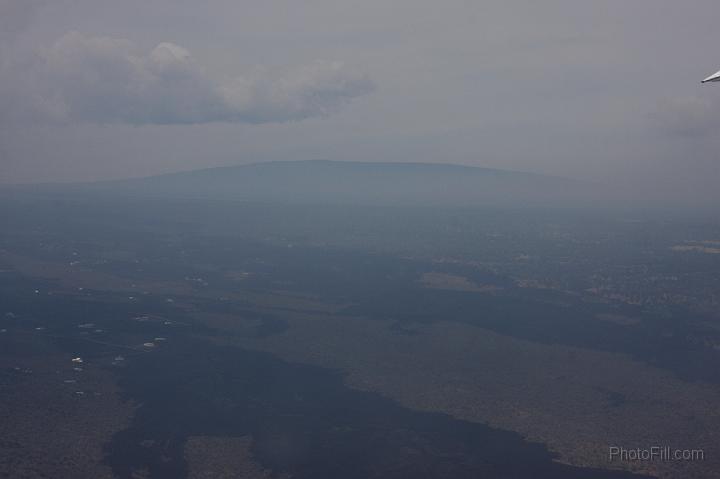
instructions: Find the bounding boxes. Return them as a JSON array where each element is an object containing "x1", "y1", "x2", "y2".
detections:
[
  {"x1": 0, "y1": 345, "x2": 135, "y2": 478},
  {"x1": 671, "y1": 243, "x2": 720, "y2": 254},
  {"x1": 419, "y1": 272, "x2": 501, "y2": 293},
  {"x1": 0, "y1": 250, "x2": 194, "y2": 297},
  {"x1": 594, "y1": 314, "x2": 641, "y2": 326},
  {"x1": 205, "y1": 307, "x2": 720, "y2": 479},
  {"x1": 185, "y1": 436, "x2": 287, "y2": 479}
]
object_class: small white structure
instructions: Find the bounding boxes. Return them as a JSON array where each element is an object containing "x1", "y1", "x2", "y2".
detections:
[{"x1": 71, "y1": 357, "x2": 83, "y2": 363}]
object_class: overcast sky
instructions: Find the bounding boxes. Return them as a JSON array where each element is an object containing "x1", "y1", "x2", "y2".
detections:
[{"x1": 1, "y1": 0, "x2": 720, "y2": 203}]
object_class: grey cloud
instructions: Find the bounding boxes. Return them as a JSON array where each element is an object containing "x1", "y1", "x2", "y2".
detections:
[
  {"x1": 6, "y1": 31, "x2": 375, "y2": 125},
  {"x1": 0, "y1": 0, "x2": 45, "y2": 42}
]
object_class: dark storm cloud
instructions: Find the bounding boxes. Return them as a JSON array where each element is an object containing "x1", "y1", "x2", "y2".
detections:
[{"x1": 2, "y1": 31, "x2": 374, "y2": 125}]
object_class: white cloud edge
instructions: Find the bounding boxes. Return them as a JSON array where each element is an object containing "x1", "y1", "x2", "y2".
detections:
[{"x1": 1, "y1": 31, "x2": 376, "y2": 126}]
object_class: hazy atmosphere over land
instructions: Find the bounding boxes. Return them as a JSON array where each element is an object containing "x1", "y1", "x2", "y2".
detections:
[
  {"x1": 5, "y1": 4, "x2": 720, "y2": 478},
  {"x1": 1, "y1": 0, "x2": 720, "y2": 205}
]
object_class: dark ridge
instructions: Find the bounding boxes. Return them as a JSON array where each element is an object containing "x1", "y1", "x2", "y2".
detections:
[{"x1": 9, "y1": 160, "x2": 602, "y2": 208}]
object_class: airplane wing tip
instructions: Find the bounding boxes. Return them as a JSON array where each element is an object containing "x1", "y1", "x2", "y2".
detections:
[{"x1": 701, "y1": 69, "x2": 720, "y2": 84}]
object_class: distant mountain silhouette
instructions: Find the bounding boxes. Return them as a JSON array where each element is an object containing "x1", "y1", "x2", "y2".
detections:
[{"x1": 73, "y1": 160, "x2": 602, "y2": 207}]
